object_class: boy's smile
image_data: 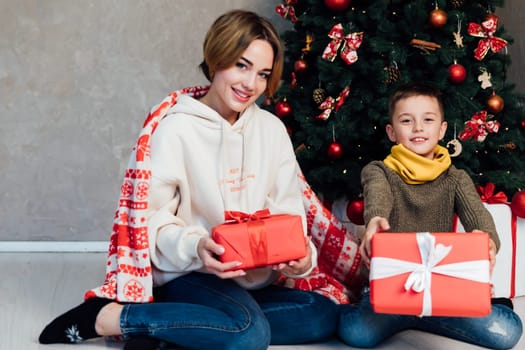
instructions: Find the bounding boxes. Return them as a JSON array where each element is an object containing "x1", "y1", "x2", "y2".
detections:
[{"x1": 386, "y1": 95, "x2": 447, "y2": 160}]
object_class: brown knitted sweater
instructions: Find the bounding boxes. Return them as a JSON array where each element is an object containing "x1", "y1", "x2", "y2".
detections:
[{"x1": 361, "y1": 161, "x2": 500, "y2": 251}]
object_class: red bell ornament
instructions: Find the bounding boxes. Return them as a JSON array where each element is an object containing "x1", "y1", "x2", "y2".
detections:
[
  {"x1": 275, "y1": 99, "x2": 292, "y2": 119},
  {"x1": 486, "y1": 93, "x2": 504, "y2": 114},
  {"x1": 327, "y1": 141, "x2": 343, "y2": 159},
  {"x1": 448, "y1": 62, "x2": 466, "y2": 84},
  {"x1": 324, "y1": 0, "x2": 351, "y2": 12},
  {"x1": 511, "y1": 190, "x2": 525, "y2": 218},
  {"x1": 346, "y1": 198, "x2": 365, "y2": 225}
]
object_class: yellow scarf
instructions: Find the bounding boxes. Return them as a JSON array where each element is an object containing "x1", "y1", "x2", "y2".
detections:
[{"x1": 383, "y1": 144, "x2": 451, "y2": 184}]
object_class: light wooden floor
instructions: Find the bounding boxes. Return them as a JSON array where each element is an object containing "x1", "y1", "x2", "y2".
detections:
[{"x1": 2, "y1": 252, "x2": 523, "y2": 350}]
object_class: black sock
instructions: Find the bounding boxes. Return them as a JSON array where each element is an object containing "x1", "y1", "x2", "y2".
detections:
[
  {"x1": 124, "y1": 336, "x2": 162, "y2": 350},
  {"x1": 39, "y1": 297, "x2": 114, "y2": 344},
  {"x1": 491, "y1": 297, "x2": 514, "y2": 310}
]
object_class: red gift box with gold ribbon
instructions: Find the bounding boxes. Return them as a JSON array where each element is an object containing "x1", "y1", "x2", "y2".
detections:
[
  {"x1": 212, "y1": 209, "x2": 307, "y2": 271},
  {"x1": 369, "y1": 232, "x2": 491, "y2": 317}
]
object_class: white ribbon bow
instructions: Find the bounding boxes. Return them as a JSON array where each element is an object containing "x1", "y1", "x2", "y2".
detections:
[{"x1": 370, "y1": 232, "x2": 490, "y2": 316}]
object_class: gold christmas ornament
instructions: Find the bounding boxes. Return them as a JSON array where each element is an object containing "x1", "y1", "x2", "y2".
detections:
[
  {"x1": 429, "y1": 6, "x2": 447, "y2": 28},
  {"x1": 487, "y1": 92, "x2": 504, "y2": 114}
]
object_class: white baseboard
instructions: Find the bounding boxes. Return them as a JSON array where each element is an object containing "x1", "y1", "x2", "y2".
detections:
[{"x1": 0, "y1": 241, "x2": 108, "y2": 252}]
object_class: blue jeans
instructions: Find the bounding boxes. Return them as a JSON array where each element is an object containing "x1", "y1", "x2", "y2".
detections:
[
  {"x1": 338, "y1": 290, "x2": 523, "y2": 349},
  {"x1": 119, "y1": 272, "x2": 338, "y2": 350}
]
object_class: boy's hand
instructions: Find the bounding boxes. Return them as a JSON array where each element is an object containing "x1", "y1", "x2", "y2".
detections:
[
  {"x1": 472, "y1": 230, "x2": 497, "y2": 275},
  {"x1": 360, "y1": 216, "x2": 390, "y2": 268}
]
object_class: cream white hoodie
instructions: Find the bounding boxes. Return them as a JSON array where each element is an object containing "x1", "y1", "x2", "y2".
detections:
[{"x1": 146, "y1": 95, "x2": 316, "y2": 289}]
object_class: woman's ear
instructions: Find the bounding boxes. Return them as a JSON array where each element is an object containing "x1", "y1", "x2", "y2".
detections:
[{"x1": 386, "y1": 124, "x2": 396, "y2": 142}]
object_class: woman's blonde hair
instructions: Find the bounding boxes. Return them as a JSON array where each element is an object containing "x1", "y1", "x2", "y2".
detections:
[{"x1": 199, "y1": 10, "x2": 284, "y2": 97}]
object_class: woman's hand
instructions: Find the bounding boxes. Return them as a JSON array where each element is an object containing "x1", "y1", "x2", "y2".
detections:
[
  {"x1": 273, "y1": 237, "x2": 312, "y2": 276},
  {"x1": 360, "y1": 216, "x2": 390, "y2": 268},
  {"x1": 197, "y1": 236, "x2": 246, "y2": 279}
]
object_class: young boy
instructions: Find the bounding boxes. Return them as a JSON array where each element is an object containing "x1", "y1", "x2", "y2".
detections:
[{"x1": 337, "y1": 82, "x2": 522, "y2": 349}]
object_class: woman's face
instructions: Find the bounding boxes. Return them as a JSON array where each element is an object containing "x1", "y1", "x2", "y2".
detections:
[{"x1": 205, "y1": 39, "x2": 274, "y2": 123}]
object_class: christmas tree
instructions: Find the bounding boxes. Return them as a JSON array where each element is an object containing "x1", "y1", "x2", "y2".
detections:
[{"x1": 270, "y1": 0, "x2": 525, "y2": 207}]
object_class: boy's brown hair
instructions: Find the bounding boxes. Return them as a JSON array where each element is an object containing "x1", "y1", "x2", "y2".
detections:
[{"x1": 388, "y1": 82, "x2": 445, "y2": 122}]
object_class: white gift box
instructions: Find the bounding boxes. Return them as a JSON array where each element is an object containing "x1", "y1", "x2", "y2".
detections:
[{"x1": 455, "y1": 203, "x2": 525, "y2": 298}]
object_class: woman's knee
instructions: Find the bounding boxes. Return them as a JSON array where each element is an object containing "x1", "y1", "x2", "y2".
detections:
[{"x1": 228, "y1": 314, "x2": 271, "y2": 350}]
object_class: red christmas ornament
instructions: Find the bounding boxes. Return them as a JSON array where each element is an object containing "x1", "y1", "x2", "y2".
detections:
[
  {"x1": 327, "y1": 141, "x2": 343, "y2": 159},
  {"x1": 448, "y1": 63, "x2": 466, "y2": 84},
  {"x1": 346, "y1": 198, "x2": 365, "y2": 225},
  {"x1": 429, "y1": 7, "x2": 447, "y2": 28},
  {"x1": 275, "y1": 99, "x2": 292, "y2": 119},
  {"x1": 511, "y1": 190, "x2": 525, "y2": 218},
  {"x1": 324, "y1": 0, "x2": 351, "y2": 12},
  {"x1": 521, "y1": 120, "x2": 525, "y2": 129},
  {"x1": 486, "y1": 92, "x2": 504, "y2": 113},
  {"x1": 294, "y1": 58, "x2": 308, "y2": 74}
]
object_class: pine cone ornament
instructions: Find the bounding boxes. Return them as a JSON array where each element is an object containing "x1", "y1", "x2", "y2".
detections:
[
  {"x1": 384, "y1": 65, "x2": 401, "y2": 85},
  {"x1": 450, "y1": 0, "x2": 465, "y2": 9},
  {"x1": 313, "y1": 88, "x2": 327, "y2": 105}
]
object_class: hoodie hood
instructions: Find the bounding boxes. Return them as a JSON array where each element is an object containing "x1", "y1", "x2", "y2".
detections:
[{"x1": 166, "y1": 94, "x2": 252, "y2": 132}]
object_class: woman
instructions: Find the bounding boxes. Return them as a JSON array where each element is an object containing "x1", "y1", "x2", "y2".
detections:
[{"x1": 39, "y1": 9, "x2": 338, "y2": 350}]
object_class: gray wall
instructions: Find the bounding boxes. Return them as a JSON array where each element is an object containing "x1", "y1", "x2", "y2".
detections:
[
  {"x1": 1, "y1": 1, "x2": 523, "y2": 241},
  {"x1": 499, "y1": 1, "x2": 525, "y2": 93}
]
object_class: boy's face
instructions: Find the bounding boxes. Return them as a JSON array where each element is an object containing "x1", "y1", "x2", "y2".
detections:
[{"x1": 386, "y1": 95, "x2": 447, "y2": 160}]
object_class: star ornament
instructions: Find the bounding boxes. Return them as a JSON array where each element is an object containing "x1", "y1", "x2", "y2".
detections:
[{"x1": 468, "y1": 14, "x2": 508, "y2": 61}]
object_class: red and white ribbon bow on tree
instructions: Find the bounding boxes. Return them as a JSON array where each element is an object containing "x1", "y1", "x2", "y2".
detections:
[
  {"x1": 458, "y1": 110, "x2": 500, "y2": 142},
  {"x1": 275, "y1": 0, "x2": 299, "y2": 24},
  {"x1": 322, "y1": 24, "x2": 364, "y2": 65},
  {"x1": 316, "y1": 86, "x2": 350, "y2": 120},
  {"x1": 476, "y1": 182, "x2": 508, "y2": 204},
  {"x1": 468, "y1": 14, "x2": 508, "y2": 61}
]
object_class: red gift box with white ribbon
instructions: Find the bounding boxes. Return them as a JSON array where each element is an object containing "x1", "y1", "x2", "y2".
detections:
[
  {"x1": 370, "y1": 232, "x2": 491, "y2": 317},
  {"x1": 212, "y1": 209, "x2": 307, "y2": 271}
]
